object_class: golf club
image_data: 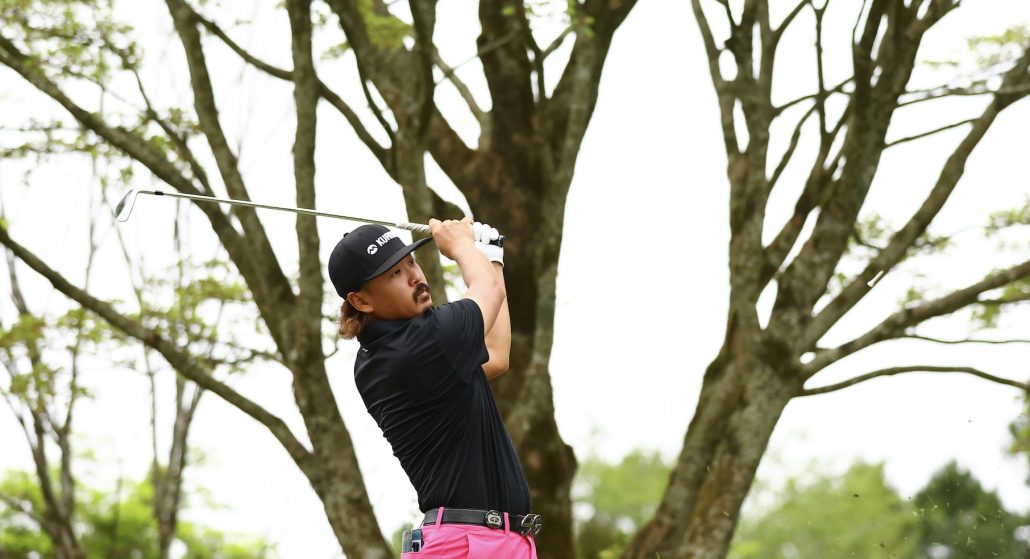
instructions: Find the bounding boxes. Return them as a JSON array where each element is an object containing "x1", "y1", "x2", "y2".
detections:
[{"x1": 114, "y1": 188, "x2": 503, "y2": 246}]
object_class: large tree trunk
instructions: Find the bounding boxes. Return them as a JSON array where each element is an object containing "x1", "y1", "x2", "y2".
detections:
[
  {"x1": 626, "y1": 337, "x2": 798, "y2": 559},
  {"x1": 504, "y1": 264, "x2": 577, "y2": 559}
]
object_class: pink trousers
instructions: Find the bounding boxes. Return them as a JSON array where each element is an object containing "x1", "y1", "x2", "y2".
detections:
[{"x1": 401, "y1": 507, "x2": 538, "y2": 559}]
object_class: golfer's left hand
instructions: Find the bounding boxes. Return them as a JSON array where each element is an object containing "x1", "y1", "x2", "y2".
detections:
[{"x1": 472, "y1": 221, "x2": 503, "y2": 266}]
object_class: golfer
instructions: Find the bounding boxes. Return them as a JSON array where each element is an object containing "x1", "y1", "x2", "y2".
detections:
[{"x1": 328, "y1": 217, "x2": 540, "y2": 558}]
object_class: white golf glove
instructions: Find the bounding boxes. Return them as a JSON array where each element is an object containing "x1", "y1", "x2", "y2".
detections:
[{"x1": 472, "y1": 221, "x2": 503, "y2": 266}]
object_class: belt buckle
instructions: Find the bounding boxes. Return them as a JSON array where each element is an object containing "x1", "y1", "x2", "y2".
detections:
[
  {"x1": 519, "y1": 513, "x2": 542, "y2": 536},
  {"x1": 484, "y1": 510, "x2": 504, "y2": 529}
]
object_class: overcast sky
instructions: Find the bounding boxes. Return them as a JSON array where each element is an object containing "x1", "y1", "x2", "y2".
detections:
[{"x1": 2, "y1": 0, "x2": 1029, "y2": 557}]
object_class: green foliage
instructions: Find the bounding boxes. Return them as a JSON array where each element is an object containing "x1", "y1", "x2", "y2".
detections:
[
  {"x1": 130, "y1": 256, "x2": 265, "y2": 373},
  {"x1": 728, "y1": 460, "x2": 1030, "y2": 559},
  {"x1": 925, "y1": 25, "x2": 1030, "y2": 74},
  {"x1": 0, "y1": 471, "x2": 53, "y2": 557},
  {"x1": 0, "y1": 307, "x2": 113, "y2": 406},
  {"x1": 913, "y1": 461, "x2": 1030, "y2": 559},
  {"x1": 0, "y1": 469, "x2": 273, "y2": 558},
  {"x1": 1008, "y1": 395, "x2": 1030, "y2": 482},
  {"x1": 965, "y1": 25, "x2": 1030, "y2": 70},
  {"x1": 987, "y1": 196, "x2": 1030, "y2": 234},
  {"x1": 971, "y1": 278, "x2": 1030, "y2": 329},
  {"x1": 321, "y1": 41, "x2": 351, "y2": 61},
  {"x1": 573, "y1": 450, "x2": 672, "y2": 559},
  {"x1": 0, "y1": 0, "x2": 137, "y2": 86},
  {"x1": 358, "y1": 0, "x2": 411, "y2": 51},
  {"x1": 730, "y1": 462, "x2": 920, "y2": 559}
]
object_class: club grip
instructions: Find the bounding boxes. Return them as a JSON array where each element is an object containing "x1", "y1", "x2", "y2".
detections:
[{"x1": 402, "y1": 223, "x2": 504, "y2": 247}]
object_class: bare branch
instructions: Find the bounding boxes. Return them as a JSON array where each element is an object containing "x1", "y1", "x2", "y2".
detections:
[
  {"x1": 773, "y1": 0, "x2": 809, "y2": 43},
  {"x1": 800, "y1": 365, "x2": 1030, "y2": 396},
  {"x1": 434, "y1": 28, "x2": 520, "y2": 82},
  {"x1": 541, "y1": 25, "x2": 574, "y2": 60},
  {"x1": 898, "y1": 83, "x2": 1030, "y2": 107},
  {"x1": 760, "y1": 98, "x2": 850, "y2": 287},
  {"x1": 901, "y1": 334, "x2": 1030, "y2": 345},
  {"x1": 768, "y1": 103, "x2": 818, "y2": 190},
  {"x1": 813, "y1": 2, "x2": 828, "y2": 138},
  {"x1": 285, "y1": 0, "x2": 323, "y2": 336},
  {"x1": 884, "y1": 118, "x2": 976, "y2": 148},
  {"x1": 192, "y1": 9, "x2": 390, "y2": 164},
  {"x1": 803, "y1": 256, "x2": 1030, "y2": 375},
  {"x1": 433, "y1": 50, "x2": 487, "y2": 127},
  {"x1": 409, "y1": 0, "x2": 438, "y2": 141},
  {"x1": 691, "y1": 0, "x2": 739, "y2": 157}
]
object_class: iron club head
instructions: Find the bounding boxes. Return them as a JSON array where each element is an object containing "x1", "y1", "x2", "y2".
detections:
[{"x1": 114, "y1": 188, "x2": 142, "y2": 222}]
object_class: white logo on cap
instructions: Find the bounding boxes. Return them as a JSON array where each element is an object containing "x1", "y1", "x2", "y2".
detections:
[{"x1": 367, "y1": 244, "x2": 378, "y2": 255}]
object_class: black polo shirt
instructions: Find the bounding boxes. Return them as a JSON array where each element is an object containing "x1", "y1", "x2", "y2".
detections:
[{"x1": 354, "y1": 298, "x2": 532, "y2": 514}]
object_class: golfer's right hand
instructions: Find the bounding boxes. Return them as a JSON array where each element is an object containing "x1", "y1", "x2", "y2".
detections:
[{"x1": 429, "y1": 216, "x2": 475, "y2": 260}]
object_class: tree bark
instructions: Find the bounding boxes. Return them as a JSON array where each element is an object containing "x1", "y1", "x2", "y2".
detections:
[{"x1": 626, "y1": 336, "x2": 799, "y2": 559}]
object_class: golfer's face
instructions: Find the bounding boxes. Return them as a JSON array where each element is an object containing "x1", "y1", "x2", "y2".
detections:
[{"x1": 365, "y1": 254, "x2": 432, "y2": 319}]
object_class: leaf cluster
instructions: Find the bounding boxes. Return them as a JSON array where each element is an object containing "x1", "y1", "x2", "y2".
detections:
[
  {"x1": 2, "y1": 0, "x2": 138, "y2": 86},
  {"x1": 0, "y1": 307, "x2": 116, "y2": 406},
  {"x1": 130, "y1": 256, "x2": 270, "y2": 374},
  {"x1": 573, "y1": 450, "x2": 672, "y2": 559},
  {"x1": 971, "y1": 277, "x2": 1030, "y2": 329},
  {"x1": 0, "y1": 468, "x2": 273, "y2": 558},
  {"x1": 913, "y1": 461, "x2": 1030, "y2": 559}
]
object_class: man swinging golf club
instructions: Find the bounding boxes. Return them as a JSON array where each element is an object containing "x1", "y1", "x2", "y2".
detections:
[{"x1": 328, "y1": 216, "x2": 540, "y2": 558}]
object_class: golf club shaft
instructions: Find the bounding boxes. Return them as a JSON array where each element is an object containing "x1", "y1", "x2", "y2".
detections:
[
  {"x1": 146, "y1": 189, "x2": 431, "y2": 234},
  {"x1": 118, "y1": 189, "x2": 505, "y2": 246}
]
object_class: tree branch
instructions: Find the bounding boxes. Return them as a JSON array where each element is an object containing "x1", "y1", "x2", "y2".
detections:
[
  {"x1": 122, "y1": 54, "x2": 214, "y2": 196},
  {"x1": 800, "y1": 365, "x2": 1030, "y2": 396},
  {"x1": 189, "y1": 6, "x2": 390, "y2": 165},
  {"x1": 773, "y1": 77, "x2": 851, "y2": 115},
  {"x1": 541, "y1": 25, "x2": 574, "y2": 60},
  {"x1": 898, "y1": 83, "x2": 1030, "y2": 108},
  {"x1": 802, "y1": 45, "x2": 1030, "y2": 350},
  {"x1": 884, "y1": 117, "x2": 977, "y2": 148},
  {"x1": 432, "y1": 49, "x2": 487, "y2": 129},
  {"x1": 803, "y1": 256, "x2": 1030, "y2": 375},
  {"x1": 163, "y1": 0, "x2": 273, "y2": 247},
  {"x1": 0, "y1": 29, "x2": 300, "y2": 351},
  {"x1": 772, "y1": 0, "x2": 809, "y2": 44},
  {"x1": 0, "y1": 224, "x2": 315, "y2": 474},
  {"x1": 408, "y1": 0, "x2": 438, "y2": 142},
  {"x1": 768, "y1": 102, "x2": 818, "y2": 190},
  {"x1": 901, "y1": 334, "x2": 1030, "y2": 345},
  {"x1": 0, "y1": 494, "x2": 45, "y2": 526},
  {"x1": 286, "y1": 0, "x2": 323, "y2": 350},
  {"x1": 692, "y1": 0, "x2": 739, "y2": 157}
]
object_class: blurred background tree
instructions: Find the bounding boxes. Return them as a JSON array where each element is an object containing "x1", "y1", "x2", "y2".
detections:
[
  {"x1": 0, "y1": 470, "x2": 271, "y2": 558},
  {"x1": 913, "y1": 461, "x2": 1030, "y2": 559},
  {"x1": 730, "y1": 462, "x2": 920, "y2": 559},
  {"x1": 573, "y1": 450, "x2": 672, "y2": 559}
]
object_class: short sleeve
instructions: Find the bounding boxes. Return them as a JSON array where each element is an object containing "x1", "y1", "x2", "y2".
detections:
[{"x1": 431, "y1": 298, "x2": 490, "y2": 383}]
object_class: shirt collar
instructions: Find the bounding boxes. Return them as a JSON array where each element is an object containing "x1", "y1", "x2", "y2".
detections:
[{"x1": 357, "y1": 317, "x2": 409, "y2": 347}]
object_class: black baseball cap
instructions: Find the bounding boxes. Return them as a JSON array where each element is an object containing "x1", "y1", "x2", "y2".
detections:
[{"x1": 328, "y1": 224, "x2": 433, "y2": 298}]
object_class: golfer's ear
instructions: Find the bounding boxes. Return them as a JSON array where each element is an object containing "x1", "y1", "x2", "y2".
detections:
[{"x1": 348, "y1": 291, "x2": 374, "y2": 314}]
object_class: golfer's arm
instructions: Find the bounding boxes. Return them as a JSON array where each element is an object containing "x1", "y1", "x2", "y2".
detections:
[
  {"x1": 453, "y1": 244, "x2": 504, "y2": 333},
  {"x1": 483, "y1": 264, "x2": 510, "y2": 379}
]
